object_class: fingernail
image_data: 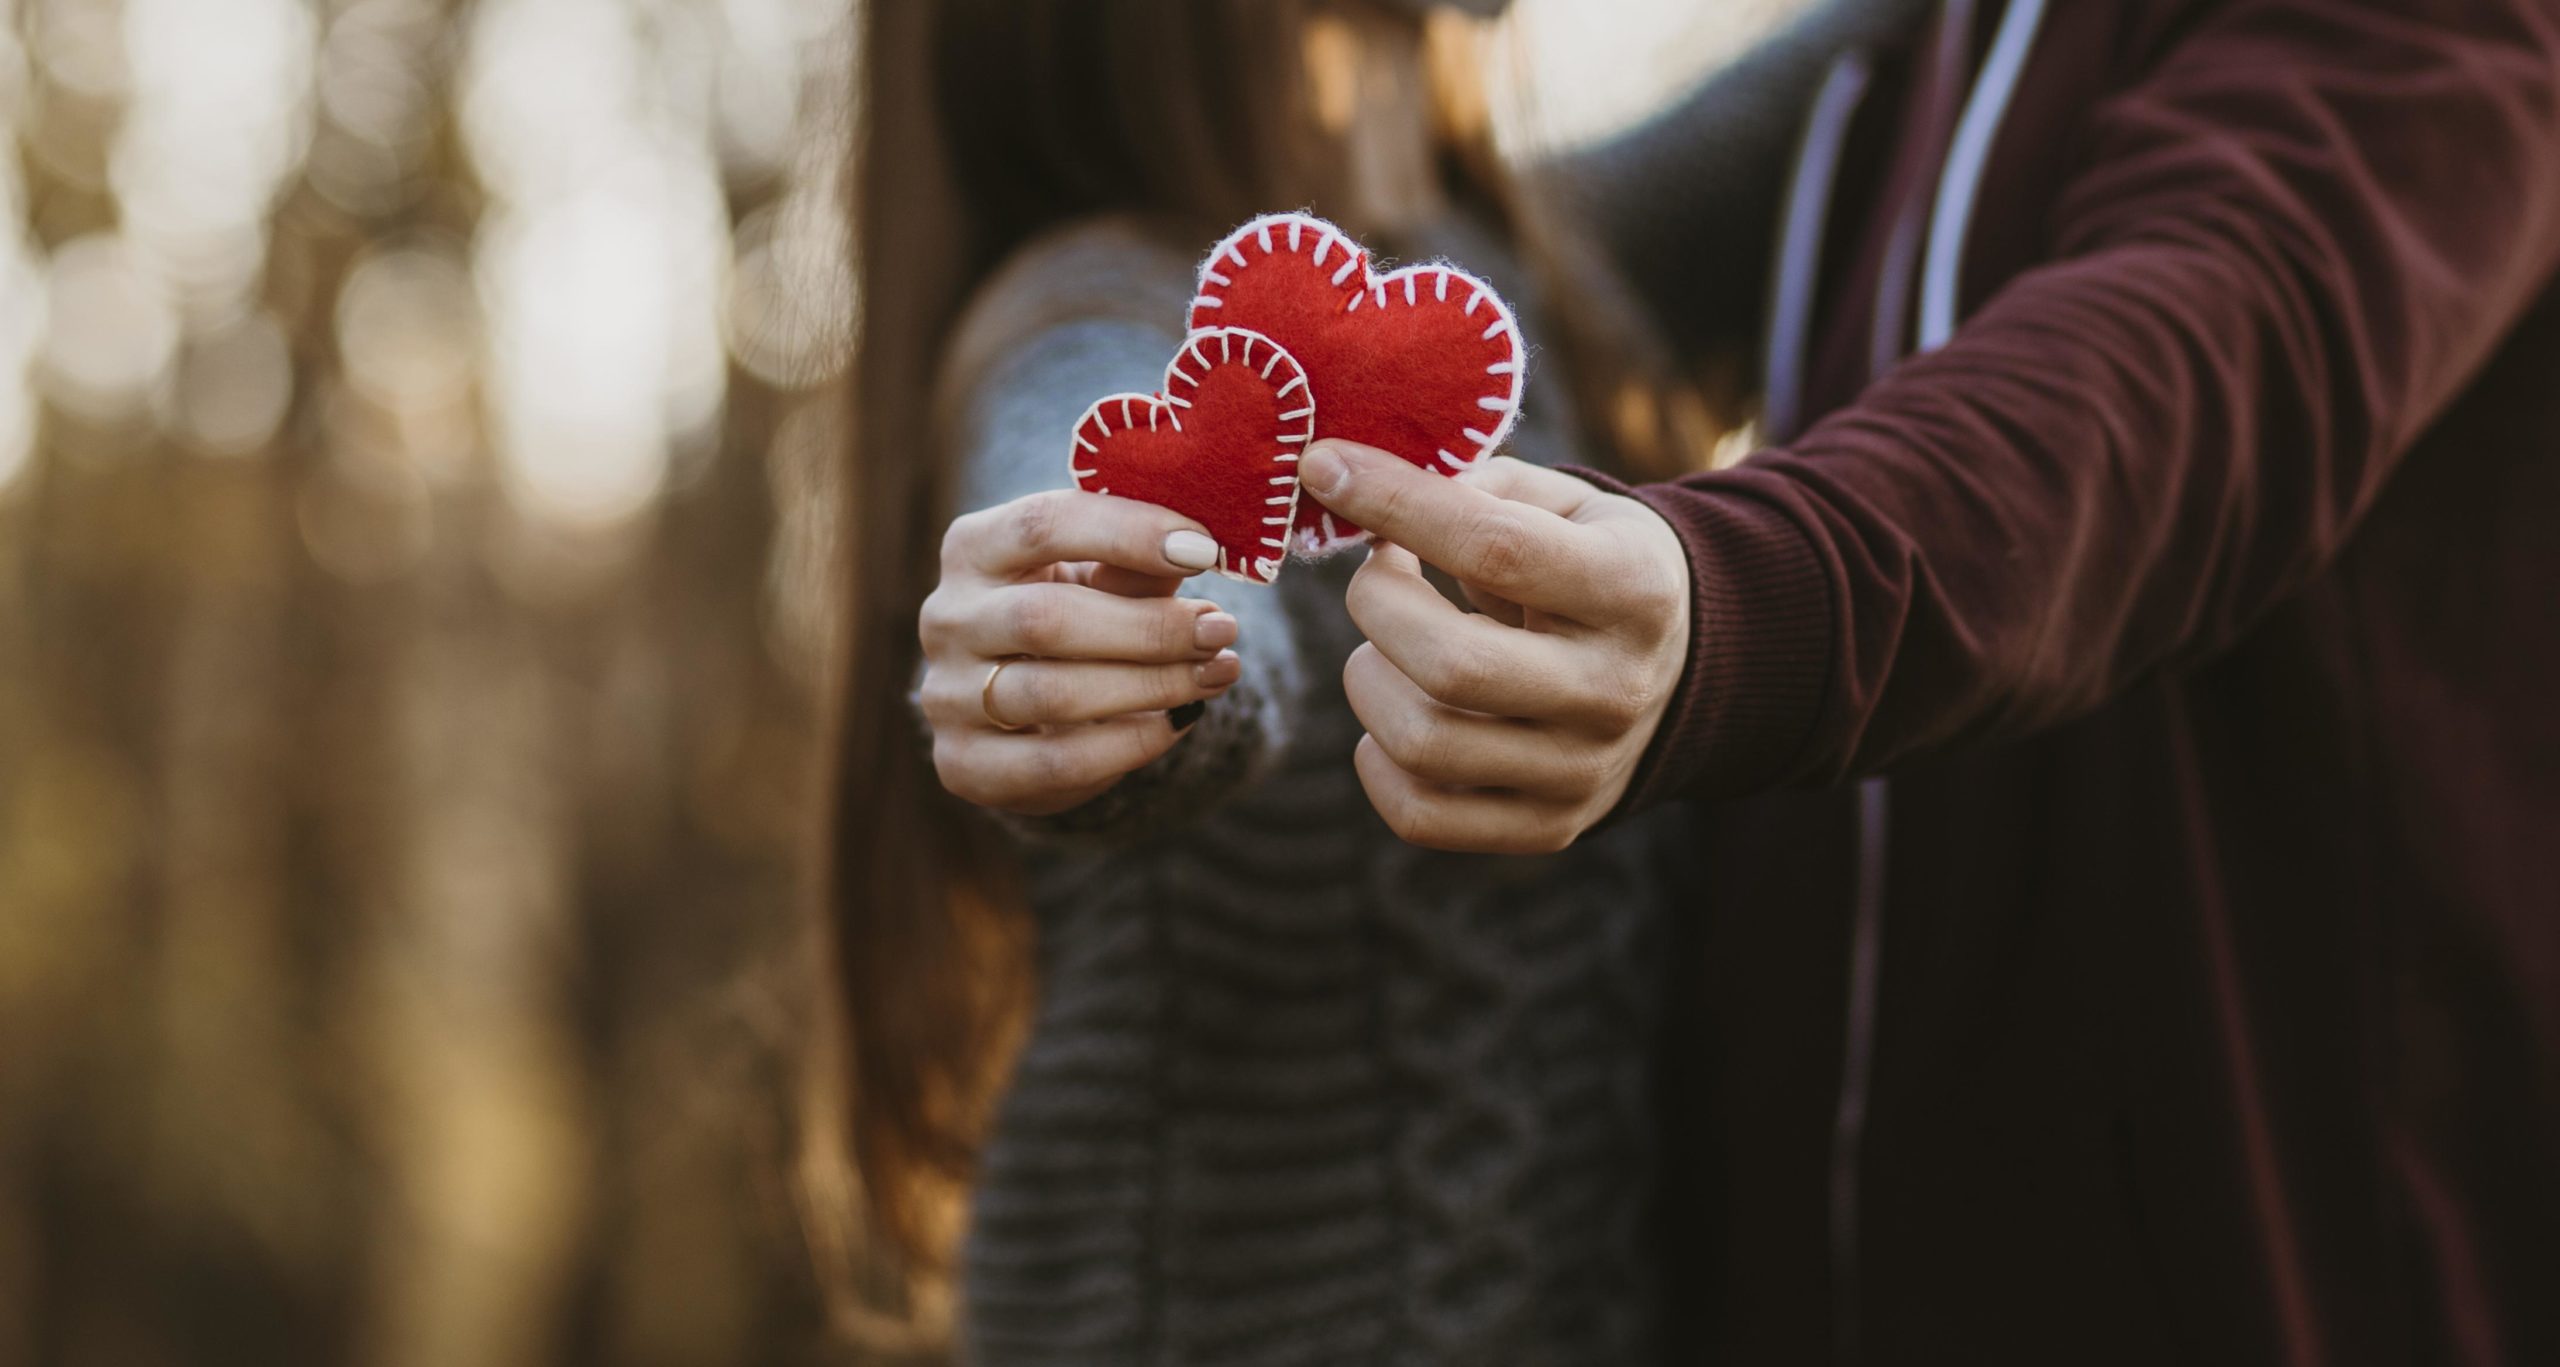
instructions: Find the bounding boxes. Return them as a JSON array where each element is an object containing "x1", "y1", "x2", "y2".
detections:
[
  {"x1": 1169, "y1": 700, "x2": 1208, "y2": 731},
  {"x1": 1164, "y1": 530, "x2": 1218, "y2": 571},
  {"x1": 1195, "y1": 649, "x2": 1241, "y2": 689},
  {"x1": 1192, "y1": 611, "x2": 1238, "y2": 652},
  {"x1": 1301, "y1": 441, "x2": 1349, "y2": 497}
]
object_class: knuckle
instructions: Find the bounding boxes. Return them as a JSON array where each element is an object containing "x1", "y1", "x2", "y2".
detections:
[
  {"x1": 1586, "y1": 680, "x2": 1642, "y2": 731},
  {"x1": 1457, "y1": 511, "x2": 1533, "y2": 587},
  {"x1": 1482, "y1": 808, "x2": 1567, "y2": 857},
  {"x1": 917, "y1": 589, "x2": 961, "y2": 650},
  {"x1": 911, "y1": 671, "x2": 960, "y2": 729},
  {"x1": 1117, "y1": 722, "x2": 1171, "y2": 774},
  {"x1": 1357, "y1": 742, "x2": 1418, "y2": 829},
  {"x1": 1370, "y1": 708, "x2": 1432, "y2": 773},
  {"x1": 1343, "y1": 559, "x2": 1380, "y2": 618},
  {"x1": 1617, "y1": 547, "x2": 1686, "y2": 628},
  {"x1": 1525, "y1": 816, "x2": 1578, "y2": 856},
  {"x1": 1344, "y1": 639, "x2": 1386, "y2": 686},
  {"x1": 1027, "y1": 737, "x2": 1082, "y2": 794},
  {"x1": 1381, "y1": 793, "x2": 1435, "y2": 846},
  {"x1": 1427, "y1": 638, "x2": 1505, "y2": 707},
  {"x1": 1343, "y1": 565, "x2": 1395, "y2": 638},
  {"x1": 1634, "y1": 557, "x2": 1686, "y2": 621},
  {"x1": 1012, "y1": 665, "x2": 1061, "y2": 720},
  {"x1": 1124, "y1": 513, "x2": 1175, "y2": 568},
  {"x1": 1362, "y1": 477, "x2": 1408, "y2": 528},
  {"x1": 930, "y1": 736, "x2": 979, "y2": 800},
  {"x1": 1010, "y1": 495, "x2": 1064, "y2": 560},
  {"x1": 1149, "y1": 603, "x2": 1194, "y2": 659},
  {"x1": 1596, "y1": 665, "x2": 1662, "y2": 731},
  {"x1": 1006, "y1": 590, "x2": 1063, "y2": 652},
  {"x1": 1401, "y1": 714, "x2": 1459, "y2": 780},
  {"x1": 940, "y1": 512, "x2": 982, "y2": 568},
  {"x1": 1556, "y1": 743, "x2": 1612, "y2": 799}
]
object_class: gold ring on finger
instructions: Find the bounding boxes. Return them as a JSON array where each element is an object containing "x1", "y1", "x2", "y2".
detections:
[{"x1": 981, "y1": 657, "x2": 1036, "y2": 733}]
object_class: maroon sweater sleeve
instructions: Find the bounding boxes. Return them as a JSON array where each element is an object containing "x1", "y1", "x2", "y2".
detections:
[{"x1": 1612, "y1": 0, "x2": 2560, "y2": 809}]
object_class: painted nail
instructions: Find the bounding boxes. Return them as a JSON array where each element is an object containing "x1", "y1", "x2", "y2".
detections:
[
  {"x1": 1169, "y1": 700, "x2": 1208, "y2": 731},
  {"x1": 1195, "y1": 649, "x2": 1242, "y2": 689},
  {"x1": 1300, "y1": 442, "x2": 1349, "y2": 497},
  {"x1": 1193, "y1": 611, "x2": 1238, "y2": 652},
  {"x1": 1164, "y1": 530, "x2": 1218, "y2": 571}
]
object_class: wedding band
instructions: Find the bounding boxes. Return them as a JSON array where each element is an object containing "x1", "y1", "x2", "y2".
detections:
[{"x1": 981, "y1": 658, "x2": 1035, "y2": 732}]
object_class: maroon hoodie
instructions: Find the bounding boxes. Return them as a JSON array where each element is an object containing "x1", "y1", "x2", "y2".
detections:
[{"x1": 1587, "y1": 1, "x2": 2560, "y2": 1362}]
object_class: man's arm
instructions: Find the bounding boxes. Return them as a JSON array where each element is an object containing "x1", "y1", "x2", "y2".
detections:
[
  {"x1": 1308, "y1": 0, "x2": 2560, "y2": 850},
  {"x1": 1621, "y1": 0, "x2": 2560, "y2": 804}
]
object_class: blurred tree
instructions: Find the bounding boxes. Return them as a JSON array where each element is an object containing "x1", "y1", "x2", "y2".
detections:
[{"x1": 0, "y1": 0, "x2": 877, "y2": 1362}]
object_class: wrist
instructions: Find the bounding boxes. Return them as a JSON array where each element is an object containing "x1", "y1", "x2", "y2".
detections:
[{"x1": 1564, "y1": 469, "x2": 1833, "y2": 813}]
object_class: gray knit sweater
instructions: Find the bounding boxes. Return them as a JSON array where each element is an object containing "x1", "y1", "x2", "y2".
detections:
[
  {"x1": 946, "y1": 218, "x2": 1681, "y2": 1367},
  {"x1": 946, "y1": 9, "x2": 1907, "y2": 1358}
]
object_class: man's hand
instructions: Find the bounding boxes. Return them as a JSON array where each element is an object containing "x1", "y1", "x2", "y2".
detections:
[{"x1": 1299, "y1": 440, "x2": 1692, "y2": 854}]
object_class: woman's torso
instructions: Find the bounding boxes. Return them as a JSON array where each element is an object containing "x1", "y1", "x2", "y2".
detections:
[{"x1": 951, "y1": 215, "x2": 1690, "y2": 1367}]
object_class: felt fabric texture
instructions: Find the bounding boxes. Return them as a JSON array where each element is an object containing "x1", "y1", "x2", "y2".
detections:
[
  {"x1": 1189, "y1": 212, "x2": 1525, "y2": 550},
  {"x1": 1069, "y1": 327, "x2": 1313, "y2": 585}
]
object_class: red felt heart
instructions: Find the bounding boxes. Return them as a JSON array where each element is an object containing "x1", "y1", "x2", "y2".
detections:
[
  {"x1": 1069, "y1": 327, "x2": 1314, "y2": 585},
  {"x1": 1189, "y1": 212, "x2": 1525, "y2": 551}
]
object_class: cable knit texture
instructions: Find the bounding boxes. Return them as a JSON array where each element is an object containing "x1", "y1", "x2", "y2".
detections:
[{"x1": 940, "y1": 216, "x2": 1690, "y2": 1366}]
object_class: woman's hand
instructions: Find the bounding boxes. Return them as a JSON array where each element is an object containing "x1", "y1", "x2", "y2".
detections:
[
  {"x1": 1299, "y1": 442, "x2": 1693, "y2": 855},
  {"x1": 918, "y1": 489, "x2": 1243, "y2": 816}
]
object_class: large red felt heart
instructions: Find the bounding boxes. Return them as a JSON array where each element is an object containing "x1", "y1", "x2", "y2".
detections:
[
  {"x1": 1189, "y1": 212, "x2": 1525, "y2": 552},
  {"x1": 1069, "y1": 327, "x2": 1314, "y2": 585}
]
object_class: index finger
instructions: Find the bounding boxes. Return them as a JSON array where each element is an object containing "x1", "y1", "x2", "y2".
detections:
[
  {"x1": 949, "y1": 489, "x2": 1220, "y2": 580},
  {"x1": 1298, "y1": 440, "x2": 1616, "y2": 617}
]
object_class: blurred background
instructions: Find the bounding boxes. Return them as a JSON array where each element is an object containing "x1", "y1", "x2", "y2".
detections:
[{"x1": 0, "y1": 1, "x2": 1804, "y2": 1363}]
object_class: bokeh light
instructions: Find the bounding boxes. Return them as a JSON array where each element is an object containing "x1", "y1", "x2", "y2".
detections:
[
  {"x1": 0, "y1": 2, "x2": 1795, "y2": 1363},
  {"x1": 474, "y1": 154, "x2": 729, "y2": 527},
  {"x1": 0, "y1": 0, "x2": 855, "y2": 1360},
  {"x1": 38, "y1": 231, "x2": 174, "y2": 424},
  {"x1": 171, "y1": 308, "x2": 294, "y2": 457},
  {"x1": 336, "y1": 242, "x2": 480, "y2": 439},
  {"x1": 0, "y1": 162, "x2": 43, "y2": 493},
  {"x1": 463, "y1": 0, "x2": 732, "y2": 531},
  {"x1": 115, "y1": 0, "x2": 315, "y2": 315},
  {"x1": 1487, "y1": 0, "x2": 1808, "y2": 153}
]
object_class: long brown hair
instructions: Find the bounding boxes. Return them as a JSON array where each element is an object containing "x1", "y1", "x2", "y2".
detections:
[{"x1": 814, "y1": 0, "x2": 1682, "y2": 1314}]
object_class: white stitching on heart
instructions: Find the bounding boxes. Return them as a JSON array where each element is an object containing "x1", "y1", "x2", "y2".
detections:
[
  {"x1": 1185, "y1": 211, "x2": 1529, "y2": 556},
  {"x1": 1066, "y1": 326, "x2": 1315, "y2": 585}
]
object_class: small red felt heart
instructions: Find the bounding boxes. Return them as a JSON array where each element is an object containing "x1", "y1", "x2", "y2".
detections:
[
  {"x1": 1069, "y1": 327, "x2": 1314, "y2": 585},
  {"x1": 1189, "y1": 212, "x2": 1525, "y2": 551}
]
